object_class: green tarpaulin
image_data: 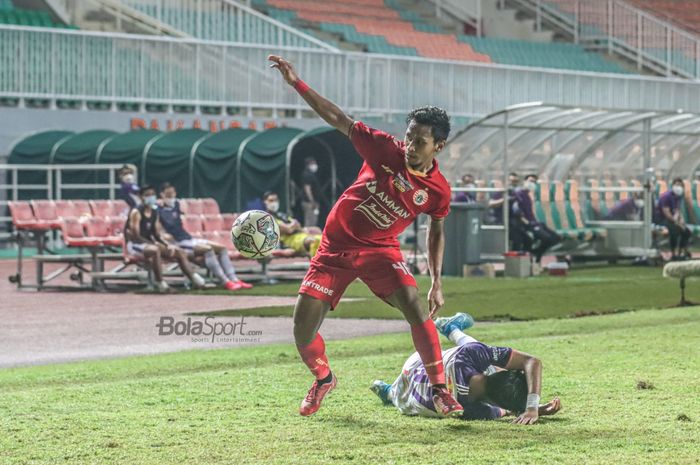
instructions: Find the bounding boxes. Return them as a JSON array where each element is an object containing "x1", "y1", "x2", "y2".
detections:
[
  {"x1": 96, "y1": 129, "x2": 163, "y2": 177},
  {"x1": 238, "y1": 127, "x2": 303, "y2": 211},
  {"x1": 51, "y1": 130, "x2": 117, "y2": 198},
  {"x1": 143, "y1": 129, "x2": 208, "y2": 197},
  {"x1": 8, "y1": 130, "x2": 74, "y2": 200},
  {"x1": 192, "y1": 128, "x2": 255, "y2": 213}
]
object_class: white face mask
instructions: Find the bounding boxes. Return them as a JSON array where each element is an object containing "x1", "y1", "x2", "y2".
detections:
[
  {"x1": 524, "y1": 181, "x2": 537, "y2": 191},
  {"x1": 122, "y1": 174, "x2": 135, "y2": 184},
  {"x1": 265, "y1": 201, "x2": 279, "y2": 213},
  {"x1": 308, "y1": 164, "x2": 319, "y2": 174},
  {"x1": 144, "y1": 195, "x2": 158, "y2": 208},
  {"x1": 672, "y1": 185, "x2": 684, "y2": 196},
  {"x1": 634, "y1": 199, "x2": 645, "y2": 208},
  {"x1": 163, "y1": 197, "x2": 176, "y2": 208}
]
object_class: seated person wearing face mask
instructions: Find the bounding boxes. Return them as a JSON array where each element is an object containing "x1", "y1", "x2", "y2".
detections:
[
  {"x1": 124, "y1": 185, "x2": 206, "y2": 292},
  {"x1": 263, "y1": 191, "x2": 322, "y2": 257},
  {"x1": 452, "y1": 174, "x2": 477, "y2": 203},
  {"x1": 119, "y1": 165, "x2": 141, "y2": 210},
  {"x1": 509, "y1": 174, "x2": 560, "y2": 264},
  {"x1": 604, "y1": 193, "x2": 645, "y2": 221},
  {"x1": 654, "y1": 178, "x2": 692, "y2": 261},
  {"x1": 158, "y1": 183, "x2": 252, "y2": 291}
]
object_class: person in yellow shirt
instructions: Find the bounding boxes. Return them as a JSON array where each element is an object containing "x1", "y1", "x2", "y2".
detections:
[{"x1": 263, "y1": 191, "x2": 322, "y2": 257}]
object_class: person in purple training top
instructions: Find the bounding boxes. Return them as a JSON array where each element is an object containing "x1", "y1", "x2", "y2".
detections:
[
  {"x1": 452, "y1": 174, "x2": 477, "y2": 203},
  {"x1": 654, "y1": 178, "x2": 692, "y2": 261},
  {"x1": 509, "y1": 174, "x2": 560, "y2": 263},
  {"x1": 118, "y1": 165, "x2": 141, "y2": 209},
  {"x1": 371, "y1": 312, "x2": 562, "y2": 424},
  {"x1": 604, "y1": 193, "x2": 644, "y2": 221}
]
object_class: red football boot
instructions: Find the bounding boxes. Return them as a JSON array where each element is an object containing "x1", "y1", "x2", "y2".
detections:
[
  {"x1": 299, "y1": 374, "x2": 337, "y2": 416},
  {"x1": 432, "y1": 386, "x2": 464, "y2": 418}
]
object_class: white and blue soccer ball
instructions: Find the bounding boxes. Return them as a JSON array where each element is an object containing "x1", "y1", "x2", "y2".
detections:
[{"x1": 230, "y1": 209, "x2": 280, "y2": 259}]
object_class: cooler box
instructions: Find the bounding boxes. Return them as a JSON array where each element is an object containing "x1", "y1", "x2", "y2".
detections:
[
  {"x1": 547, "y1": 262, "x2": 569, "y2": 276},
  {"x1": 504, "y1": 251, "x2": 531, "y2": 278}
]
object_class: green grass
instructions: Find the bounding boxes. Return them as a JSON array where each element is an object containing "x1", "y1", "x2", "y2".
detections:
[
  {"x1": 1, "y1": 307, "x2": 699, "y2": 464},
  {"x1": 192, "y1": 266, "x2": 700, "y2": 321}
]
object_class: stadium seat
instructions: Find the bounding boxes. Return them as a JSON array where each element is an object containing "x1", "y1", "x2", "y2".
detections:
[
  {"x1": 31, "y1": 200, "x2": 63, "y2": 229},
  {"x1": 182, "y1": 214, "x2": 204, "y2": 235},
  {"x1": 202, "y1": 215, "x2": 225, "y2": 232},
  {"x1": 112, "y1": 199, "x2": 130, "y2": 217},
  {"x1": 181, "y1": 199, "x2": 205, "y2": 216},
  {"x1": 8, "y1": 201, "x2": 51, "y2": 231},
  {"x1": 60, "y1": 218, "x2": 101, "y2": 247},
  {"x1": 201, "y1": 198, "x2": 220, "y2": 215},
  {"x1": 221, "y1": 213, "x2": 238, "y2": 231},
  {"x1": 89, "y1": 200, "x2": 114, "y2": 218},
  {"x1": 72, "y1": 200, "x2": 93, "y2": 218},
  {"x1": 84, "y1": 217, "x2": 122, "y2": 247},
  {"x1": 107, "y1": 216, "x2": 126, "y2": 237}
]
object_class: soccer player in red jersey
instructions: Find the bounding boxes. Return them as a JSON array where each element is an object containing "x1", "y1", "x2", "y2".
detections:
[{"x1": 268, "y1": 55, "x2": 463, "y2": 418}]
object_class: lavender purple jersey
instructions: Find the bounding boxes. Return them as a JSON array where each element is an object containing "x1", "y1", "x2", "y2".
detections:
[
  {"x1": 390, "y1": 342, "x2": 512, "y2": 420},
  {"x1": 654, "y1": 190, "x2": 681, "y2": 224},
  {"x1": 511, "y1": 188, "x2": 537, "y2": 224}
]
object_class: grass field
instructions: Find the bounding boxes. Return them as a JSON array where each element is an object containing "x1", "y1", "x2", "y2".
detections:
[
  {"x1": 193, "y1": 266, "x2": 700, "y2": 321},
  {"x1": 1, "y1": 306, "x2": 699, "y2": 464}
]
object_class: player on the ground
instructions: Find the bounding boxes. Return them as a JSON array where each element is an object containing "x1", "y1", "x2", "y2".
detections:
[
  {"x1": 371, "y1": 313, "x2": 562, "y2": 424},
  {"x1": 268, "y1": 55, "x2": 463, "y2": 418}
]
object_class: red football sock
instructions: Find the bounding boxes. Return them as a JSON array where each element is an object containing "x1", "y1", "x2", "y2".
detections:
[
  {"x1": 297, "y1": 333, "x2": 331, "y2": 380},
  {"x1": 410, "y1": 319, "x2": 446, "y2": 386}
]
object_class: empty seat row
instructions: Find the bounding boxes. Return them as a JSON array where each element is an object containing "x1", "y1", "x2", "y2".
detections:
[{"x1": 8, "y1": 199, "x2": 129, "y2": 232}]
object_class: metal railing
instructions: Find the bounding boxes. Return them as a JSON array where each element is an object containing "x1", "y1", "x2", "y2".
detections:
[
  {"x1": 429, "y1": 0, "x2": 482, "y2": 36},
  {"x1": 110, "y1": 0, "x2": 337, "y2": 51},
  {"x1": 510, "y1": 0, "x2": 700, "y2": 79},
  {"x1": 0, "y1": 163, "x2": 127, "y2": 240},
  {"x1": 2, "y1": 26, "x2": 700, "y2": 118}
]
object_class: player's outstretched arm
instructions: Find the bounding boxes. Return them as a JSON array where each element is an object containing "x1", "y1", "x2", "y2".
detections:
[
  {"x1": 506, "y1": 350, "x2": 543, "y2": 425},
  {"x1": 268, "y1": 55, "x2": 353, "y2": 136},
  {"x1": 426, "y1": 217, "x2": 446, "y2": 318}
]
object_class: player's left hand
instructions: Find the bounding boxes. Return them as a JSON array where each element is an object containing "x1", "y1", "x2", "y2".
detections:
[
  {"x1": 513, "y1": 409, "x2": 539, "y2": 425},
  {"x1": 427, "y1": 283, "x2": 444, "y2": 318}
]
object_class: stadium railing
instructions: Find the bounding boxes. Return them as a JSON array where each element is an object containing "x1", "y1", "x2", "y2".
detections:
[
  {"x1": 510, "y1": 0, "x2": 700, "y2": 79},
  {"x1": 2, "y1": 25, "x2": 700, "y2": 119}
]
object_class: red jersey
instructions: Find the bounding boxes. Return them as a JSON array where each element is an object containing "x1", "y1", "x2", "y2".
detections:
[{"x1": 320, "y1": 121, "x2": 451, "y2": 252}]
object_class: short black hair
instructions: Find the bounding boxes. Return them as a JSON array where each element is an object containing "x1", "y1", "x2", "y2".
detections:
[
  {"x1": 406, "y1": 106, "x2": 450, "y2": 143},
  {"x1": 160, "y1": 182, "x2": 175, "y2": 193},
  {"x1": 508, "y1": 172, "x2": 519, "y2": 178},
  {"x1": 262, "y1": 191, "x2": 277, "y2": 200},
  {"x1": 140, "y1": 185, "x2": 156, "y2": 195},
  {"x1": 525, "y1": 174, "x2": 538, "y2": 181},
  {"x1": 485, "y1": 370, "x2": 528, "y2": 414},
  {"x1": 672, "y1": 177, "x2": 684, "y2": 185}
]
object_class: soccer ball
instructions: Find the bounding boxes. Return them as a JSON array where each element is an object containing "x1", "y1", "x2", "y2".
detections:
[{"x1": 230, "y1": 210, "x2": 280, "y2": 259}]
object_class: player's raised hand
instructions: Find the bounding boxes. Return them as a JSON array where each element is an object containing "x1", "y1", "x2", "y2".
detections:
[
  {"x1": 268, "y1": 55, "x2": 299, "y2": 85},
  {"x1": 427, "y1": 283, "x2": 444, "y2": 318}
]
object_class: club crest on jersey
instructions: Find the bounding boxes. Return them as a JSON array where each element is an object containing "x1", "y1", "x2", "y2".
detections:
[
  {"x1": 413, "y1": 189, "x2": 428, "y2": 206},
  {"x1": 365, "y1": 180, "x2": 377, "y2": 194},
  {"x1": 392, "y1": 173, "x2": 414, "y2": 193}
]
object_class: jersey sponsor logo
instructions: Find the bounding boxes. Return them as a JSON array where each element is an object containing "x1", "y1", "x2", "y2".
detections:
[
  {"x1": 301, "y1": 279, "x2": 334, "y2": 296},
  {"x1": 392, "y1": 173, "x2": 414, "y2": 193},
  {"x1": 413, "y1": 189, "x2": 428, "y2": 206},
  {"x1": 392, "y1": 261, "x2": 413, "y2": 276},
  {"x1": 381, "y1": 164, "x2": 395, "y2": 175},
  {"x1": 355, "y1": 196, "x2": 398, "y2": 229},
  {"x1": 376, "y1": 191, "x2": 411, "y2": 219},
  {"x1": 365, "y1": 180, "x2": 377, "y2": 194}
]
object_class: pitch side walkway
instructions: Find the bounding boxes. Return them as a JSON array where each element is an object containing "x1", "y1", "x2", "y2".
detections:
[{"x1": 0, "y1": 260, "x2": 409, "y2": 368}]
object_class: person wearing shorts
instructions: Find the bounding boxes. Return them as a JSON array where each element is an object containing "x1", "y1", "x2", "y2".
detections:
[
  {"x1": 372, "y1": 313, "x2": 562, "y2": 425},
  {"x1": 269, "y1": 54, "x2": 463, "y2": 418},
  {"x1": 158, "y1": 183, "x2": 252, "y2": 291},
  {"x1": 263, "y1": 191, "x2": 322, "y2": 257}
]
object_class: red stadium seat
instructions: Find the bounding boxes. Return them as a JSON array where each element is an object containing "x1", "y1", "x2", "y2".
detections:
[
  {"x1": 111, "y1": 199, "x2": 130, "y2": 217},
  {"x1": 54, "y1": 200, "x2": 80, "y2": 219},
  {"x1": 60, "y1": 218, "x2": 101, "y2": 247},
  {"x1": 89, "y1": 199, "x2": 113, "y2": 218},
  {"x1": 183, "y1": 198, "x2": 204, "y2": 215},
  {"x1": 201, "y1": 198, "x2": 220, "y2": 215},
  {"x1": 107, "y1": 216, "x2": 126, "y2": 237},
  {"x1": 84, "y1": 217, "x2": 122, "y2": 247},
  {"x1": 8, "y1": 201, "x2": 51, "y2": 231},
  {"x1": 201, "y1": 230, "x2": 222, "y2": 244},
  {"x1": 202, "y1": 214, "x2": 225, "y2": 232},
  {"x1": 31, "y1": 200, "x2": 63, "y2": 229},
  {"x1": 182, "y1": 214, "x2": 204, "y2": 235},
  {"x1": 220, "y1": 213, "x2": 237, "y2": 231},
  {"x1": 71, "y1": 200, "x2": 93, "y2": 218}
]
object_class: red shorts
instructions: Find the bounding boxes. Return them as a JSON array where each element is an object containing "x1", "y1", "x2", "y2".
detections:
[{"x1": 298, "y1": 248, "x2": 417, "y2": 309}]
